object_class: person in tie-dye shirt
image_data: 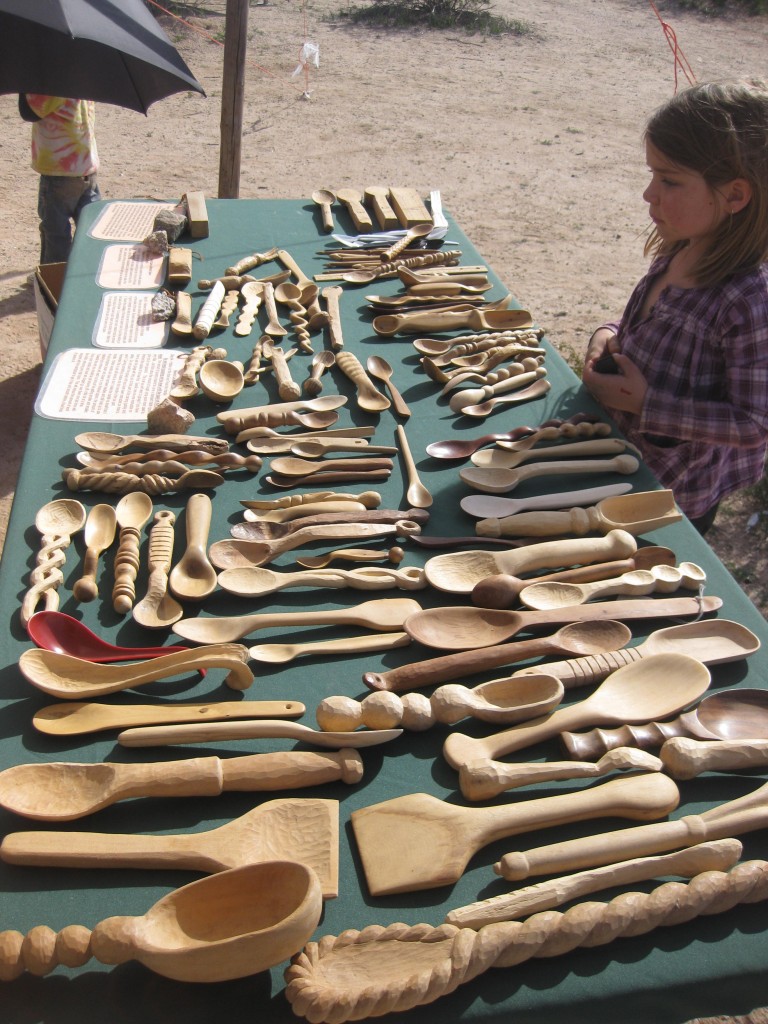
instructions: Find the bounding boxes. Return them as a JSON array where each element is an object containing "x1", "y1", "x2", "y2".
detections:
[{"x1": 19, "y1": 94, "x2": 101, "y2": 263}]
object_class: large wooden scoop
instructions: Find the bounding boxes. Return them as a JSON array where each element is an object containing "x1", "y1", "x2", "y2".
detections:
[
  {"x1": 0, "y1": 798, "x2": 340, "y2": 898},
  {"x1": 1, "y1": 861, "x2": 323, "y2": 983},
  {"x1": 442, "y1": 652, "x2": 711, "y2": 770},
  {"x1": 350, "y1": 773, "x2": 680, "y2": 895}
]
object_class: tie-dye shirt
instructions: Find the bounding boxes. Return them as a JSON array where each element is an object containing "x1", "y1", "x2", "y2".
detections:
[{"x1": 26, "y1": 96, "x2": 99, "y2": 177}]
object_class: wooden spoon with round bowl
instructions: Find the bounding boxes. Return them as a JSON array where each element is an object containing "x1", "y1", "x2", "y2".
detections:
[
  {"x1": 72, "y1": 503, "x2": 117, "y2": 603},
  {"x1": 169, "y1": 492, "x2": 217, "y2": 601},
  {"x1": 380, "y1": 222, "x2": 433, "y2": 262},
  {"x1": 396, "y1": 424, "x2": 432, "y2": 508},
  {"x1": 442, "y1": 652, "x2": 711, "y2": 770},
  {"x1": 366, "y1": 355, "x2": 411, "y2": 418},
  {"x1": 363, "y1": 619, "x2": 632, "y2": 693},
  {"x1": 312, "y1": 188, "x2": 336, "y2": 232},
  {"x1": 0, "y1": 860, "x2": 323, "y2": 982},
  {"x1": 460, "y1": 454, "x2": 639, "y2": 494},
  {"x1": 21, "y1": 498, "x2": 87, "y2": 626},
  {"x1": 198, "y1": 359, "x2": 245, "y2": 403},
  {"x1": 518, "y1": 562, "x2": 705, "y2": 610}
]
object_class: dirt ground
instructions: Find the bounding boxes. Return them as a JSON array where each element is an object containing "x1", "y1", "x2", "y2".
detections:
[{"x1": 0, "y1": 0, "x2": 766, "y2": 614}]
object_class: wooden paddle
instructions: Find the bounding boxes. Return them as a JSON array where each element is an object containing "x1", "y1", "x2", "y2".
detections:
[
  {"x1": 0, "y1": 798, "x2": 340, "y2": 898},
  {"x1": 350, "y1": 773, "x2": 680, "y2": 895}
]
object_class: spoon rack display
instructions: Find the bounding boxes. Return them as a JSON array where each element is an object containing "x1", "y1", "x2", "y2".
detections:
[{"x1": 1, "y1": 196, "x2": 767, "y2": 1024}]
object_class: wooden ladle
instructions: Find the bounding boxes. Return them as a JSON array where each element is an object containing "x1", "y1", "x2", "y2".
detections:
[
  {"x1": 169, "y1": 492, "x2": 217, "y2": 601},
  {"x1": 173, "y1": 597, "x2": 423, "y2": 643},
  {"x1": 18, "y1": 643, "x2": 254, "y2": 699},
  {"x1": 363, "y1": 619, "x2": 632, "y2": 693},
  {"x1": 404, "y1": 596, "x2": 722, "y2": 650},
  {"x1": 0, "y1": 750, "x2": 362, "y2": 821},
  {"x1": 72, "y1": 503, "x2": 117, "y2": 603},
  {"x1": 312, "y1": 188, "x2": 336, "y2": 232},
  {"x1": 26, "y1": 610, "x2": 193, "y2": 663},
  {"x1": 0, "y1": 861, "x2": 323, "y2": 982},
  {"x1": 442, "y1": 652, "x2": 711, "y2": 770},
  {"x1": 0, "y1": 798, "x2": 339, "y2": 898},
  {"x1": 460, "y1": 454, "x2": 640, "y2": 495}
]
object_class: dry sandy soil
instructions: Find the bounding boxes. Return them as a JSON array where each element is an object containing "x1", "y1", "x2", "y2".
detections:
[{"x1": 0, "y1": 0, "x2": 766, "y2": 614}]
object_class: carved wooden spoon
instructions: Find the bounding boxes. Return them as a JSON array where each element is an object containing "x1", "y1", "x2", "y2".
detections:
[
  {"x1": 0, "y1": 750, "x2": 361, "y2": 821},
  {"x1": 18, "y1": 644, "x2": 254, "y2": 699},
  {"x1": 21, "y1": 498, "x2": 87, "y2": 626},
  {"x1": 366, "y1": 356, "x2": 412, "y2": 418},
  {"x1": 168, "y1": 492, "x2": 217, "y2": 601},
  {"x1": 396, "y1": 423, "x2": 432, "y2": 508},
  {"x1": 442, "y1": 652, "x2": 711, "y2": 770},
  {"x1": 312, "y1": 188, "x2": 336, "y2": 231},
  {"x1": 460, "y1": 454, "x2": 639, "y2": 494},
  {"x1": 74, "y1": 432, "x2": 229, "y2": 455},
  {"x1": 0, "y1": 861, "x2": 323, "y2": 982},
  {"x1": 173, "y1": 597, "x2": 423, "y2": 643},
  {"x1": 117, "y1": 720, "x2": 403, "y2": 750},
  {"x1": 218, "y1": 565, "x2": 425, "y2": 597},
  {"x1": 72, "y1": 503, "x2": 117, "y2": 602}
]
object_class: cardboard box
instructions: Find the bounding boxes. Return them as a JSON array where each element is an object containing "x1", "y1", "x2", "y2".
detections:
[{"x1": 34, "y1": 261, "x2": 67, "y2": 359}]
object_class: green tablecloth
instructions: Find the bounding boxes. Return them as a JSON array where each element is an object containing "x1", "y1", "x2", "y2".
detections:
[{"x1": 1, "y1": 199, "x2": 767, "y2": 1022}]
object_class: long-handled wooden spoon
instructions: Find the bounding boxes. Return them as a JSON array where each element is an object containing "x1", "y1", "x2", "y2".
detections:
[
  {"x1": 209, "y1": 523, "x2": 420, "y2": 569},
  {"x1": 32, "y1": 698, "x2": 305, "y2": 737},
  {"x1": 117, "y1": 720, "x2": 403, "y2": 750},
  {"x1": 0, "y1": 799, "x2": 340, "y2": 898},
  {"x1": 218, "y1": 565, "x2": 425, "y2": 597},
  {"x1": 512, "y1": 618, "x2": 759, "y2": 690},
  {"x1": 74, "y1": 431, "x2": 229, "y2": 455},
  {"x1": 249, "y1": 631, "x2": 411, "y2": 664},
  {"x1": 233, "y1": 507, "x2": 429, "y2": 538},
  {"x1": 269, "y1": 456, "x2": 394, "y2": 478},
  {"x1": 518, "y1": 562, "x2": 705, "y2": 610},
  {"x1": 350, "y1": 773, "x2": 680, "y2": 895},
  {"x1": 0, "y1": 749, "x2": 363, "y2": 821},
  {"x1": 19, "y1": 644, "x2": 254, "y2": 699},
  {"x1": 174, "y1": 597, "x2": 423, "y2": 643},
  {"x1": 442, "y1": 652, "x2": 711, "y2": 770},
  {"x1": 396, "y1": 423, "x2": 432, "y2": 508},
  {"x1": 456, "y1": 377, "x2": 552, "y2": 416},
  {"x1": 460, "y1": 482, "x2": 633, "y2": 520},
  {"x1": 460, "y1": 454, "x2": 639, "y2": 494},
  {"x1": 0, "y1": 860, "x2": 323, "y2": 982},
  {"x1": 72, "y1": 503, "x2": 117, "y2": 602}
]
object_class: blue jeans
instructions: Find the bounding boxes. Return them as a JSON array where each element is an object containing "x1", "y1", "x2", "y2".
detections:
[{"x1": 38, "y1": 173, "x2": 101, "y2": 264}]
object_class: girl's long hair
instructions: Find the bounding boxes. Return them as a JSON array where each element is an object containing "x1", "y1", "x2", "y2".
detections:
[{"x1": 644, "y1": 80, "x2": 768, "y2": 286}]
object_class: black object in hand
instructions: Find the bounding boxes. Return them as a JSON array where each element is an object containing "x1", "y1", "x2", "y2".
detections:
[{"x1": 593, "y1": 352, "x2": 620, "y2": 374}]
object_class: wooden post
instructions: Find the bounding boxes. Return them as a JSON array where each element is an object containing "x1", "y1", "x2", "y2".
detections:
[{"x1": 218, "y1": 0, "x2": 249, "y2": 198}]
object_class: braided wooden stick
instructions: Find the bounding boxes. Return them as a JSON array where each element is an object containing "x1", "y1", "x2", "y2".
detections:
[{"x1": 284, "y1": 860, "x2": 768, "y2": 1023}]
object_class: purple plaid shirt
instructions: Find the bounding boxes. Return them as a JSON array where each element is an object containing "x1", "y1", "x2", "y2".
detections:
[{"x1": 598, "y1": 255, "x2": 768, "y2": 518}]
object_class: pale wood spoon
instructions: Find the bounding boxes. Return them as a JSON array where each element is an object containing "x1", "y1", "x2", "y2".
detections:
[
  {"x1": 363, "y1": 619, "x2": 632, "y2": 693},
  {"x1": 367, "y1": 355, "x2": 411, "y2": 418},
  {"x1": 249, "y1": 631, "x2": 411, "y2": 664},
  {"x1": 168, "y1": 492, "x2": 217, "y2": 601},
  {"x1": 75, "y1": 431, "x2": 229, "y2": 455},
  {"x1": 456, "y1": 376, "x2": 552, "y2": 416},
  {"x1": 396, "y1": 423, "x2": 432, "y2": 508},
  {"x1": 173, "y1": 597, "x2": 423, "y2": 643},
  {"x1": 404, "y1": 596, "x2": 723, "y2": 650},
  {"x1": 0, "y1": 749, "x2": 362, "y2": 821},
  {"x1": 291, "y1": 440, "x2": 396, "y2": 457},
  {"x1": 460, "y1": 482, "x2": 634, "y2": 519},
  {"x1": 32, "y1": 699, "x2": 306, "y2": 736},
  {"x1": 117, "y1": 720, "x2": 403, "y2": 750},
  {"x1": 132, "y1": 509, "x2": 183, "y2": 628},
  {"x1": 460, "y1": 454, "x2": 639, "y2": 494},
  {"x1": 312, "y1": 188, "x2": 336, "y2": 232},
  {"x1": 519, "y1": 563, "x2": 705, "y2": 610},
  {"x1": 113, "y1": 490, "x2": 154, "y2": 613},
  {"x1": 21, "y1": 498, "x2": 87, "y2": 626},
  {"x1": 209, "y1": 523, "x2": 419, "y2": 569},
  {"x1": 0, "y1": 861, "x2": 324, "y2": 982},
  {"x1": 18, "y1": 644, "x2": 254, "y2": 699},
  {"x1": 218, "y1": 565, "x2": 426, "y2": 597},
  {"x1": 72, "y1": 503, "x2": 117, "y2": 602},
  {"x1": 0, "y1": 798, "x2": 339, "y2": 898},
  {"x1": 470, "y1": 437, "x2": 632, "y2": 468},
  {"x1": 297, "y1": 544, "x2": 403, "y2": 568},
  {"x1": 442, "y1": 652, "x2": 711, "y2": 770},
  {"x1": 380, "y1": 222, "x2": 433, "y2": 262}
]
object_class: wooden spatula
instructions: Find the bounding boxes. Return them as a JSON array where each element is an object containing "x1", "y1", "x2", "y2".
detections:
[{"x1": 350, "y1": 773, "x2": 680, "y2": 895}]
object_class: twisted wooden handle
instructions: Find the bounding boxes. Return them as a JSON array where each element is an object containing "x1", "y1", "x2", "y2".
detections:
[{"x1": 285, "y1": 860, "x2": 768, "y2": 1022}]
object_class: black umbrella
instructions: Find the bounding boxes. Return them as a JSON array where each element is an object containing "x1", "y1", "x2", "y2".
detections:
[{"x1": 0, "y1": 0, "x2": 205, "y2": 114}]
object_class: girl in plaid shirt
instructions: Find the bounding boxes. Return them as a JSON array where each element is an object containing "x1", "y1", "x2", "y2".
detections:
[{"x1": 583, "y1": 81, "x2": 768, "y2": 535}]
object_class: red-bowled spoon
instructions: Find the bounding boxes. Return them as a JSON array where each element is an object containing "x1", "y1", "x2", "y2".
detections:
[{"x1": 26, "y1": 611, "x2": 201, "y2": 668}]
